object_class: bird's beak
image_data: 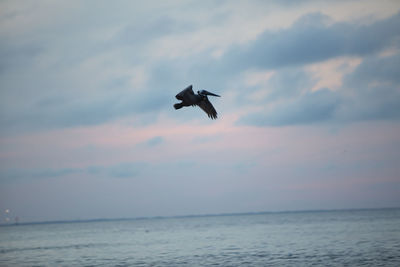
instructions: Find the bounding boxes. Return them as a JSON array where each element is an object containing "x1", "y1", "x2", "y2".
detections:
[{"x1": 203, "y1": 90, "x2": 220, "y2": 97}]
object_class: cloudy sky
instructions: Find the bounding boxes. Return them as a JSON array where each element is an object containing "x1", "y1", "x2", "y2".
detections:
[{"x1": 1, "y1": 0, "x2": 400, "y2": 222}]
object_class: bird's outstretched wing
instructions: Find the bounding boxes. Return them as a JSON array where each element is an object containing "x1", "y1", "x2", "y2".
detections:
[
  {"x1": 175, "y1": 85, "x2": 195, "y2": 104},
  {"x1": 197, "y1": 97, "x2": 218, "y2": 119}
]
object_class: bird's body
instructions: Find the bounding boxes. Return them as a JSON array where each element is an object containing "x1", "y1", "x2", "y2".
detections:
[{"x1": 174, "y1": 85, "x2": 220, "y2": 119}]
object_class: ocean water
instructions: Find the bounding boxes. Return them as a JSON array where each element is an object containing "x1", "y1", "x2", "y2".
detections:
[{"x1": 0, "y1": 209, "x2": 399, "y2": 266}]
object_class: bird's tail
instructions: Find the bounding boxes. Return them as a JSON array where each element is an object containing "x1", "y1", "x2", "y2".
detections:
[{"x1": 174, "y1": 103, "x2": 183, "y2": 109}]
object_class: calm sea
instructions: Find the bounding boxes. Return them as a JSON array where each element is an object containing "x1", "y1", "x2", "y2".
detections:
[{"x1": 1, "y1": 209, "x2": 399, "y2": 266}]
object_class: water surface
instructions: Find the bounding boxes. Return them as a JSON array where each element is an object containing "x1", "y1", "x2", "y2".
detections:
[{"x1": 1, "y1": 209, "x2": 399, "y2": 266}]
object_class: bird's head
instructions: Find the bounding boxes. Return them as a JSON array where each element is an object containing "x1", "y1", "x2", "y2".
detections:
[{"x1": 198, "y1": 90, "x2": 220, "y2": 97}]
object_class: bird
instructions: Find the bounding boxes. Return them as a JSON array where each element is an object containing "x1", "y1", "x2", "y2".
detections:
[{"x1": 174, "y1": 85, "x2": 220, "y2": 119}]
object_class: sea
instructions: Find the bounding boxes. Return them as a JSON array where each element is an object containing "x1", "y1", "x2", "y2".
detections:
[{"x1": 0, "y1": 208, "x2": 399, "y2": 266}]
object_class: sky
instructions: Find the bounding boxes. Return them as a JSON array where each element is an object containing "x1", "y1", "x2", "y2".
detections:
[{"x1": 1, "y1": 0, "x2": 400, "y2": 223}]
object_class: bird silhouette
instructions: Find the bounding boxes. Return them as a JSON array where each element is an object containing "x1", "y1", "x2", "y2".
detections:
[{"x1": 174, "y1": 85, "x2": 220, "y2": 119}]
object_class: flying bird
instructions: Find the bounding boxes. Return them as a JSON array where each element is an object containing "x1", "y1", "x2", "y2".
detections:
[{"x1": 174, "y1": 85, "x2": 220, "y2": 119}]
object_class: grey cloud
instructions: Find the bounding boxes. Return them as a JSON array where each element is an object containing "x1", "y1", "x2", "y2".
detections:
[
  {"x1": 173, "y1": 11, "x2": 400, "y2": 102},
  {"x1": 239, "y1": 88, "x2": 340, "y2": 126},
  {"x1": 220, "y1": 12, "x2": 400, "y2": 72},
  {"x1": 233, "y1": 12, "x2": 400, "y2": 127},
  {"x1": 122, "y1": 9, "x2": 400, "y2": 128},
  {"x1": 0, "y1": 82, "x2": 174, "y2": 134},
  {"x1": 344, "y1": 53, "x2": 400, "y2": 87},
  {"x1": 0, "y1": 42, "x2": 42, "y2": 74},
  {"x1": 0, "y1": 5, "x2": 193, "y2": 135},
  {"x1": 239, "y1": 52, "x2": 400, "y2": 127},
  {"x1": 2, "y1": 9, "x2": 400, "y2": 134},
  {"x1": 260, "y1": 68, "x2": 314, "y2": 102},
  {"x1": 338, "y1": 54, "x2": 400, "y2": 122}
]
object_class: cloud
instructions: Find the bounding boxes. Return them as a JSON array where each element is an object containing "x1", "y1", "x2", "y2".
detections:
[
  {"x1": 344, "y1": 53, "x2": 400, "y2": 87},
  {"x1": 159, "y1": 11, "x2": 400, "y2": 122},
  {"x1": 231, "y1": 11, "x2": 400, "y2": 127},
  {"x1": 1, "y1": 4, "x2": 400, "y2": 135},
  {"x1": 239, "y1": 88, "x2": 340, "y2": 126},
  {"x1": 238, "y1": 52, "x2": 400, "y2": 127},
  {"x1": 0, "y1": 42, "x2": 42, "y2": 74},
  {"x1": 338, "y1": 53, "x2": 400, "y2": 122},
  {"x1": 218, "y1": 12, "x2": 400, "y2": 73}
]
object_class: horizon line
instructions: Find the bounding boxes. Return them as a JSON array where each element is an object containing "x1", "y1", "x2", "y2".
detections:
[{"x1": 1, "y1": 206, "x2": 399, "y2": 227}]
